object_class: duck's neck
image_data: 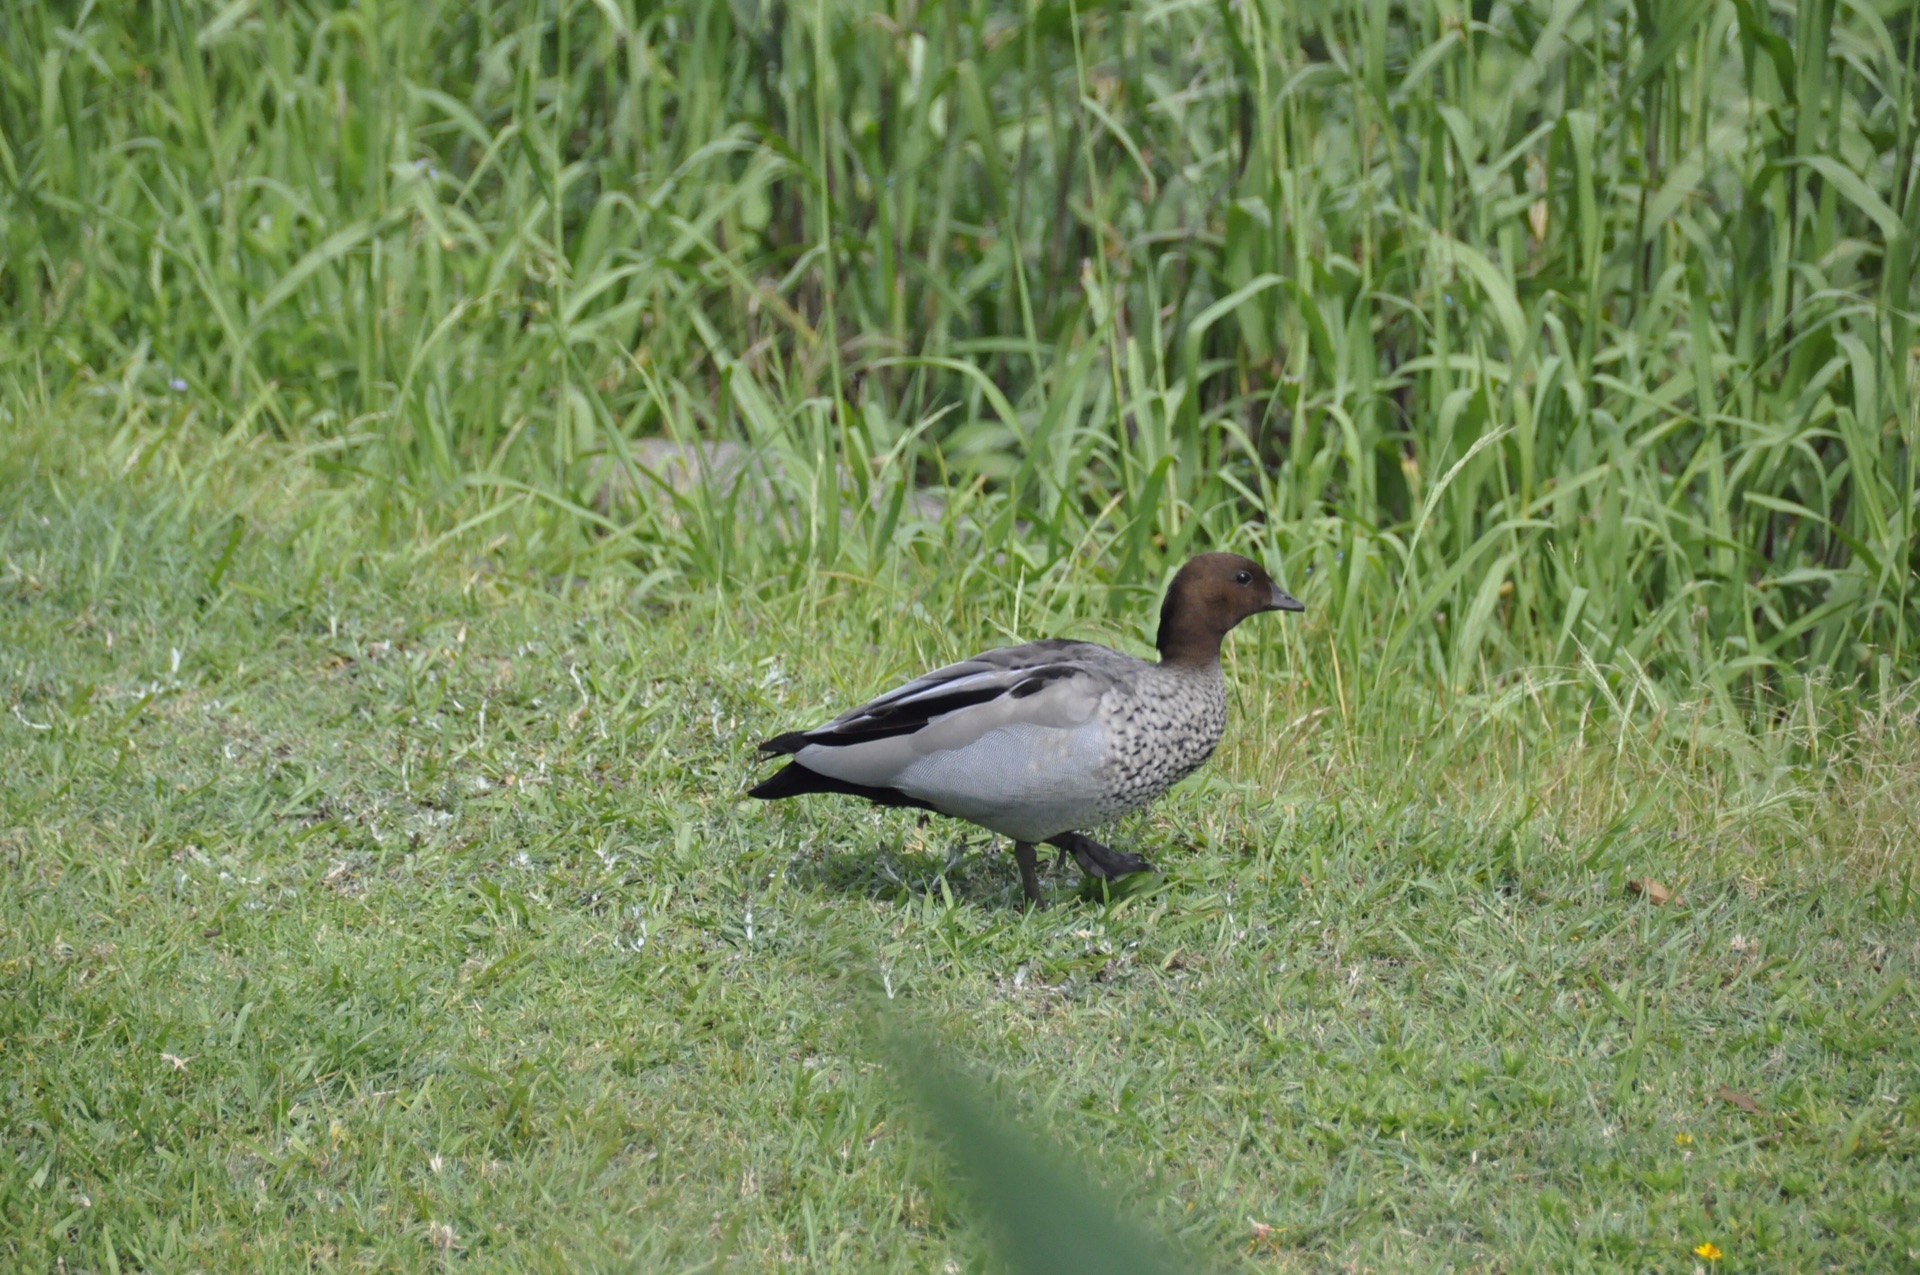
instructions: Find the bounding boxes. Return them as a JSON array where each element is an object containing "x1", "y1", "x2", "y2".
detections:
[
  {"x1": 1157, "y1": 646, "x2": 1221, "y2": 671},
  {"x1": 1155, "y1": 602, "x2": 1226, "y2": 669}
]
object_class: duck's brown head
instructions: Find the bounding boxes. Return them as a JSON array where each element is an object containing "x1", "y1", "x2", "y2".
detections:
[{"x1": 1154, "y1": 552, "x2": 1304, "y2": 667}]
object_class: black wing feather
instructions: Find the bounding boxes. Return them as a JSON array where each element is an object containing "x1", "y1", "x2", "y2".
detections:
[
  {"x1": 755, "y1": 679, "x2": 1011, "y2": 752},
  {"x1": 757, "y1": 640, "x2": 1109, "y2": 754}
]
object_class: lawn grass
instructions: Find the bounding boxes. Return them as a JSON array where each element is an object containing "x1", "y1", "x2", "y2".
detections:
[{"x1": 4, "y1": 412, "x2": 1916, "y2": 1273}]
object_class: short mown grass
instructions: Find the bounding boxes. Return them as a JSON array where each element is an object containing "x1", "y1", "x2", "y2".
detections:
[{"x1": 3, "y1": 411, "x2": 1916, "y2": 1273}]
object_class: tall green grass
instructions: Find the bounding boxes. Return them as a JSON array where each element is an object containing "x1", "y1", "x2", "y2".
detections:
[{"x1": 3, "y1": 0, "x2": 1915, "y2": 718}]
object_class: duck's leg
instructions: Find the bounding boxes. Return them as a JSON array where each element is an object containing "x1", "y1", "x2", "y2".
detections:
[
  {"x1": 1012, "y1": 841, "x2": 1045, "y2": 906},
  {"x1": 1046, "y1": 831, "x2": 1153, "y2": 881}
]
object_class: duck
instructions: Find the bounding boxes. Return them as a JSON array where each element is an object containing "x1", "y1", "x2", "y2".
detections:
[{"x1": 749, "y1": 553, "x2": 1305, "y2": 904}]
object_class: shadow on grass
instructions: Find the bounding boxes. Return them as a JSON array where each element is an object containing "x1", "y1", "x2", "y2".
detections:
[
  {"x1": 789, "y1": 835, "x2": 1169, "y2": 911},
  {"x1": 791, "y1": 836, "x2": 1034, "y2": 907}
]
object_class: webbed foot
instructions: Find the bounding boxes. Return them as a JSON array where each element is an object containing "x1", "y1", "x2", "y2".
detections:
[{"x1": 1044, "y1": 831, "x2": 1154, "y2": 881}]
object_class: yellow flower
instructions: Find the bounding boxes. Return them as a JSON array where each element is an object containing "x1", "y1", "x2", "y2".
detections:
[
  {"x1": 1674, "y1": 1132, "x2": 1693, "y2": 1146},
  {"x1": 1694, "y1": 1241, "x2": 1723, "y2": 1261}
]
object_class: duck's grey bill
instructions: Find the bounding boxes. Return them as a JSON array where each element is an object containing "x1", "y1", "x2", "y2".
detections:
[{"x1": 1270, "y1": 585, "x2": 1306, "y2": 612}]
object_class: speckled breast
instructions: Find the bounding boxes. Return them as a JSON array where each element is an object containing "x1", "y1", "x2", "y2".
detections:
[{"x1": 1090, "y1": 665, "x2": 1229, "y2": 822}]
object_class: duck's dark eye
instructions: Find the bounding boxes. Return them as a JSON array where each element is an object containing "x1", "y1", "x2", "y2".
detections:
[{"x1": 1233, "y1": 570, "x2": 1253, "y2": 585}]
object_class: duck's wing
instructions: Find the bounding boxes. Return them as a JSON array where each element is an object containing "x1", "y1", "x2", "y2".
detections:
[
  {"x1": 758, "y1": 639, "x2": 1118, "y2": 755},
  {"x1": 752, "y1": 639, "x2": 1147, "y2": 839}
]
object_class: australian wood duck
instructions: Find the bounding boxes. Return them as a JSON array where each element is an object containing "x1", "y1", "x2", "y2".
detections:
[{"x1": 749, "y1": 553, "x2": 1304, "y2": 904}]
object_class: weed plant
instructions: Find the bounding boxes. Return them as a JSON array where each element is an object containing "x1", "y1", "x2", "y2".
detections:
[{"x1": 3, "y1": 0, "x2": 1916, "y2": 721}]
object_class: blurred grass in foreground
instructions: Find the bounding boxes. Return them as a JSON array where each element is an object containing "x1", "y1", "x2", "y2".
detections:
[
  {"x1": 878, "y1": 1014, "x2": 1195, "y2": 1275},
  {"x1": 2, "y1": 0, "x2": 1916, "y2": 732}
]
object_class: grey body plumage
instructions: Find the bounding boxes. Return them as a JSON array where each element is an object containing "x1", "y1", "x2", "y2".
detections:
[{"x1": 750, "y1": 554, "x2": 1304, "y2": 904}]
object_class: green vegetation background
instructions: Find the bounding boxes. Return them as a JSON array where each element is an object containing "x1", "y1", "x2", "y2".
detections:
[{"x1": 3, "y1": 0, "x2": 1918, "y2": 1270}]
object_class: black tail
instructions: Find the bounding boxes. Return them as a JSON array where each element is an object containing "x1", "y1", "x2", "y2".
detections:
[{"x1": 747, "y1": 761, "x2": 939, "y2": 814}]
